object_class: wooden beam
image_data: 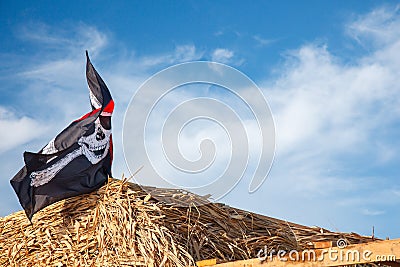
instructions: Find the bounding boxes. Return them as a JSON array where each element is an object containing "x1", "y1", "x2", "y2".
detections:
[
  {"x1": 201, "y1": 238, "x2": 400, "y2": 267},
  {"x1": 196, "y1": 259, "x2": 217, "y2": 266},
  {"x1": 313, "y1": 241, "x2": 333, "y2": 249}
]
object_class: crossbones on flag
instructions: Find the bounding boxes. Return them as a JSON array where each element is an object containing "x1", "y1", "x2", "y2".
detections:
[{"x1": 10, "y1": 51, "x2": 114, "y2": 220}]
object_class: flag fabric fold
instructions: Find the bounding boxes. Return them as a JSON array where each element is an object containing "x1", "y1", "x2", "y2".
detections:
[{"x1": 10, "y1": 51, "x2": 114, "y2": 220}]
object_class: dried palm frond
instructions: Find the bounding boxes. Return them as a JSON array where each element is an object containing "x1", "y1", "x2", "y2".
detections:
[{"x1": 0, "y1": 178, "x2": 374, "y2": 266}]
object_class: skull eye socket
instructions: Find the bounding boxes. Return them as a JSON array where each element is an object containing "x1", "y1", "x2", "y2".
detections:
[
  {"x1": 96, "y1": 127, "x2": 106, "y2": 141},
  {"x1": 99, "y1": 116, "x2": 111, "y2": 130}
]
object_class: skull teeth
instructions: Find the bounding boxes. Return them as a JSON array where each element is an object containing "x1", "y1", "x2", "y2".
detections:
[{"x1": 88, "y1": 144, "x2": 107, "y2": 151}]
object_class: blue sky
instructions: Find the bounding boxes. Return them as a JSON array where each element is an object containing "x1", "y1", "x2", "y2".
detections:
[{"x1": 1, "y1": 1, "x2": 400, "y2": 239}]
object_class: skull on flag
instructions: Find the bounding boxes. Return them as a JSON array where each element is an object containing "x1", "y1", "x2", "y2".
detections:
[{"x1": 10, "y1": 51, "x2": 114, "y2": 220}]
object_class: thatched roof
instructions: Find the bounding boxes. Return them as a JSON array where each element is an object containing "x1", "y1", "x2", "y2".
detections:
[{"x1": 0, "y1": 178, "x2": 373, "y2": 266}]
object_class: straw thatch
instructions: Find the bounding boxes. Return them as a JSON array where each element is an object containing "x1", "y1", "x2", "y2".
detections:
[{"x1": 0, "y1": 177, "x2": 374, "y2": 266}]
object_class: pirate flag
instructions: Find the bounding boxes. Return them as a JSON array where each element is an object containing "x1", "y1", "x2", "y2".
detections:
[{"x1": 10, "y1": 51, "x2": 114, "y2": 220}]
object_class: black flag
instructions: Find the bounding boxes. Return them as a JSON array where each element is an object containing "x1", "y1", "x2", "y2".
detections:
[{"x1": 10, "y1": 51, "x2": 114, "y2": 220}]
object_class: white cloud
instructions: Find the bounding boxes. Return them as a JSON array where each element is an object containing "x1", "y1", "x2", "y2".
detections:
[
  {"x1": 253, "y1": 35, "x2": 274, "y2": 47},
  {"x1": 211, "y1": 48, "x2": 234, "y2": 63},
  {"x1": 18, "y1": 22, "x2": 108, "y2": 56},
  {"x1": 21, "y1": 59, "x2": 83, "y2": 88},
  {"x1": 267, "y1": 20, "x2": 400, "y2": 168},
  {"x1": 0, "y1": 107, "x2": 47, "y2": 153},
  {"x1": 140, "y1": 45, "x2": 203, "y2": 68},
  {"x1": 362, "y1": 209, "x2": 385, "y2": 216},
  {"x1": 270, "y1": 45, "x2": 382, "y2": 156},
  {"x1": 347, "y1": 5, "x2": 400, "y2": 47}
]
